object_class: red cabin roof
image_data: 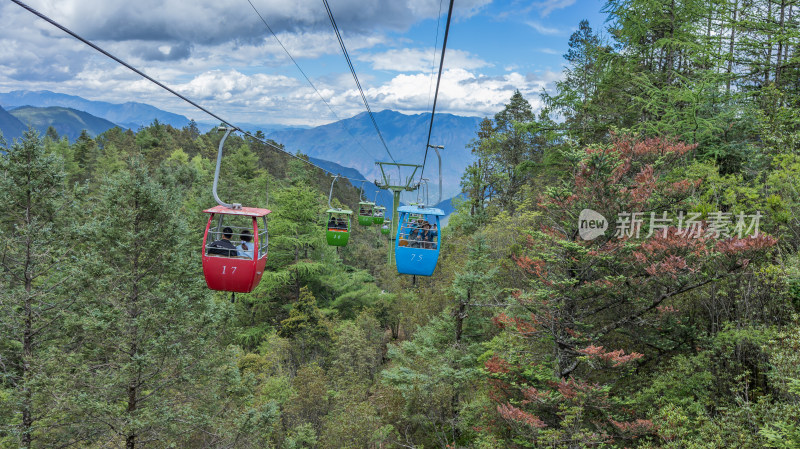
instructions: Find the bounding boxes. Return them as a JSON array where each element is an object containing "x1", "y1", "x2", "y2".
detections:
[{"x1": 203, "y1": 205, "x2": 271, "y2": 217}]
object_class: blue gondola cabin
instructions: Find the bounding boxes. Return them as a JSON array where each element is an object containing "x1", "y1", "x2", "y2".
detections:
[{"x1": 395, "y1": 205, "x2": 444, "y2": 276}]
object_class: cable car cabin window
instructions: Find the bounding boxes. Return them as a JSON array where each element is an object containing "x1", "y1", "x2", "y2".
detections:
[
  {"x1": 398, "y1": 219, "x2": 438, "y2": 250},
  {"x1": 258, "y1": 215, "x2": 268, "y2": 258},
  {"x1": 327, "y1": 215, "x2": 350, "y2": 230},
  {"x1": 358, "y1": 202, "x2": 374, "y2": 215},
  {"x1": 205, "y1": 214, "x2": 261, "y2": 259}
]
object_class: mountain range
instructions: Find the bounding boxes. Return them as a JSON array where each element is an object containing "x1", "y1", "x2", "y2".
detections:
[
  {"x1": 269, "y1": 110, "x2": 481, "y2": 199},
  {"x1": 0, "y1": 90, "x2": 192, "y2": 130},
  {"x1": 0, "y1": 90, "x2": 302, "y2": 134},
  {"x1": 0, "y1": 90, "x2": 480, "y2": 211}
]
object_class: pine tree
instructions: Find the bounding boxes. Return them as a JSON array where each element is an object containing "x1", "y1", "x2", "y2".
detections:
[
  {"x1": 261, "y1": 184, "x2": 325, "y2": 300},
  {"x1": 279, "y1": 287, "x2": 331, "y2": 369},
  {"x1": 545, "y1": 20, "x2": 612, "y2": 146},
  {"x1": 462, "y1": 119, "x2": 496, "y2": 222},
  {"x1": 0, "y1": 129, "x2": 83, "y2": 447},
  {"x1": 468, "y1": 92, "x2": 539, "y2": 214},
  {"x1": 62, "y1": 160, "x2": 225, "y2": 448},
  {"x1": 72, "y1": 129, "x2": 99, "y2": 182}
]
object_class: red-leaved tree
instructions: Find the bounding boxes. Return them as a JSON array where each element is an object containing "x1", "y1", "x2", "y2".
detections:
[{"x1": 482, "y1": 135, "x2": 776, "y2": 446}]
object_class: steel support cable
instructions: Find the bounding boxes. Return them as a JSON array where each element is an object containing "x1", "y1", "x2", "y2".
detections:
[
  {"x1": 418, "y1": 0, "x2": 455, "y2": 188},
  {"x1": 321, "y1": 0, "x2": 398, "y2": 166},
  {"x1": 245, "y1": 0, "x2": 380, "y2": 162},
  {"x1": 426, "y1": 0, "x2": 445, "y2": 113},
  {"x1": 12, "y1": 0, "x2": 373, "y2": 185},
  {"x1": 10, "y1": 0, "x2": 237, "y2": 136}
]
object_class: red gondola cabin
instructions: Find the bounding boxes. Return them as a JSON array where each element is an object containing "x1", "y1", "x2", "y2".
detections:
[{"x1": 202, "y1": 205, "x2": 271, "y2": 293}]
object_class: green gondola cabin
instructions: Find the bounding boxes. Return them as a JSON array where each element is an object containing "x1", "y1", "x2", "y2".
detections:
[
  {"x1": 326, "y1": 208, "x2": 352, "y2": 246},
  {"x1": 358, "y1": 201, "x2": 375, "y2": 226}
]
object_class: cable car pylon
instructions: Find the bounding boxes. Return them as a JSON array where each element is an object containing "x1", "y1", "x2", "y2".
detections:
[{"x1": 374, "y1": 162, "x2": 421, "y2": 267}]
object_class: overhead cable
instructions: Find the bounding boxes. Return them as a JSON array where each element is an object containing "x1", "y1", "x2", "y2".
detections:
[
  {"x1": 321, "y1": 0, "x2": 398, "y2": 165},
  {"x1": 426, "y1": 0, "x2": 445, "y2": 113},
  {"x1": 245, "y1": 0, "x2": 380, "y2": 162},
  {"x1": 418, "y1": 0, "x2": 455, "y2": 186}
]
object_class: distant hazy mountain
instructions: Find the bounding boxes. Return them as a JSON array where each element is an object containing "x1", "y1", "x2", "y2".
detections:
[
  {"x1": 434, "y1": 194, "x2": 465, "y2": 216},
  {"x1": 309, "y1": 157, "x2": 397, "y2": 212},
  {"x1": 236, "y1": 122, "x2": 310, "y2": 135},
  {"x1": 269, "y1": 110, "x2": 482, "y2": 199},
  {"x1": 0, "y1": 104, "x2": 27, "y2": 143},
  {"x1": 0, "y1": 90, "x2": 194, "y2": 130},
  {"x1": 0, "y1": 90, "x2": 302, "y2": 134},
  {"x1": 309, "y1": 156, "x2": 463, "y2": 225},
  {"x1": 9, "y1": 106, "x2": 119, "y2": 142}
]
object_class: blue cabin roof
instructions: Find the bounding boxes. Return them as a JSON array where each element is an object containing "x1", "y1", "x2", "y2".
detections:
[{"x1": 398, "y1": 205, "x2": 445, "y2": 216}]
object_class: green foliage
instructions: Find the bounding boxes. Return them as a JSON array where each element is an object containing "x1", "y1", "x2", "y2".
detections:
[
  {"x1": 4, "y1": 2, "x2": 800, "y2": 445},
  {"x1": 383, "y1": 313, "x2": 481, "y2": 447},
  {"x1": 260, "y1": 184, "x2": 326, "y2": 299},
  {"x1": 279, "y1": 287, "x2": 331, "y2": 369},
  {"x1": 0, "y1": 129, "x2": 84, "y2": 447},
  {"x1": 327, "y1": 312, "x2": 383, "y2": 390},
  {"x1": 323, "y1": 269, "x2": 384, "y2": 319},
  {"x1": 56, "y1": 160, "x2": 231, "y2": 446}
]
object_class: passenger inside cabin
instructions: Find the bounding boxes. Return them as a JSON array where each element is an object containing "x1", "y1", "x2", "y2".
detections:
[
  {"x1": 237, "y1": 230, "x2": 254, "y2": 259},
  {"x1": 409, "y1": 228, "x2": 421, "y2": 247},
  {"x1": 208, "y1": 227, "x2": 238, "y2": 257},
  {"x1": 422, "y1": 223, "x2": 437, "y2": 249}
]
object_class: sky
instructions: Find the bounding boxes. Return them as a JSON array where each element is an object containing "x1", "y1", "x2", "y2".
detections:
[{"x1": 1, "y1": 0, "x2": 609, "y2": 127}]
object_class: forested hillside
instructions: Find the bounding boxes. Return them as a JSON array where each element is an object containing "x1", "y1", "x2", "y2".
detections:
[
  {"x1": 0, "y1": 105, "x2": 26, "y2": 143},
  {"x1": 8, "y1": 106, "x2": 119, "y2": 141},
  {"x1": 2, "y1": 0, "x2": 800, "y2": 448}
]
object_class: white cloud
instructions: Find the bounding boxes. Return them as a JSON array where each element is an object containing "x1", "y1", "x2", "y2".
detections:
[
  {"x1": 534, "y1": 0, "x2": 577, "y2": 17},
  {"x1": 526, "y1": 21, "x2": 563, "y2": 35},
  {"x1": 332, "y1": 68, "x2": 561, "y2": 118},
  {"x1": 538, "y1": 48, "x2": 561, "y2": 55},
  {"x1": 0, "y1": 0, "x2": 568, "y2": 127},
  {"x1": 178, "y1": 70, "x2": 300, "y2": 101},
  {"x1": 359, "y1": 48, "x2": 488, "y2": 72}
]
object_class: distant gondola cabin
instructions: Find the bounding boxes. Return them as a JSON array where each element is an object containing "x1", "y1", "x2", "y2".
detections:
[
  {"x1": 373, "y1": 205, "x2": 386, "y2": 224},
  {"x1": 358, "y1": 201, "x2": 375, "y2": 226},
  {"x1": 326, "y1": 208, "x2": 352, "y2": 246}
]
